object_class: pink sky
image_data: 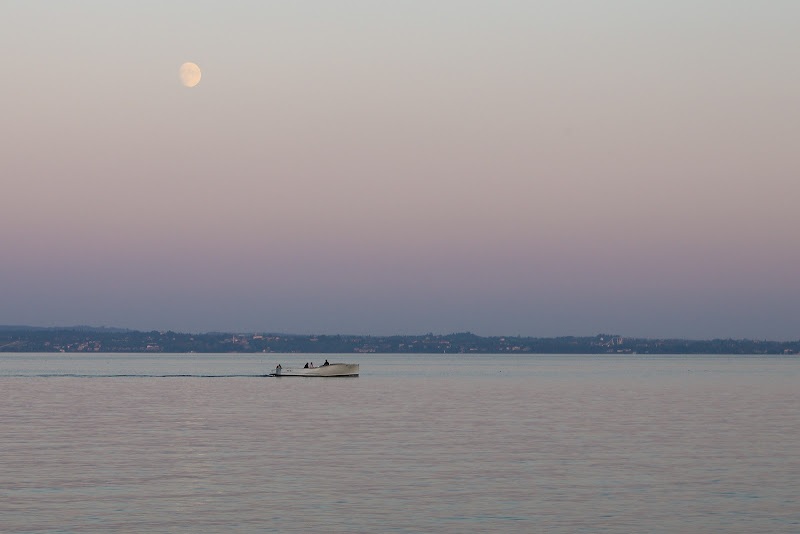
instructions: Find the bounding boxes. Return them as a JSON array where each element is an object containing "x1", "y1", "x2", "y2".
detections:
[{"x1": 2, "y1": 2, "x2": 799, "y2": 338}]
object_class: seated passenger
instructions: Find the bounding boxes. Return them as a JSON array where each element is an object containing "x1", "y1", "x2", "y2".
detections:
[
  {"x1": 322, "y1": 359, "x2": 330, "y2": 366},
  {"x1": 304, "y1": 362, "x2": 309, "y2": 368}
]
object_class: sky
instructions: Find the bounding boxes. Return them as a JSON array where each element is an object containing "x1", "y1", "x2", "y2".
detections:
[{"x1": 2, "y1": 1, "x2": 799, "y2": 339}]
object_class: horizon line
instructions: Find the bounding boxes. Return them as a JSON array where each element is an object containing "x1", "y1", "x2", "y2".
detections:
[{"x1": 2, "y1": 324, "x2": 797, "y2": 343}]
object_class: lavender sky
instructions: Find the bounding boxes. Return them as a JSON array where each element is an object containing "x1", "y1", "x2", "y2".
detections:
[{"x1": 2, "y1": 2, "x2": 799, "y2": 339}]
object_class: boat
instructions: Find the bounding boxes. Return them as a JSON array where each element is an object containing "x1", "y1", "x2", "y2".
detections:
[{"x1": 269, "y1": 363, "x2": 359, "y2": 377}]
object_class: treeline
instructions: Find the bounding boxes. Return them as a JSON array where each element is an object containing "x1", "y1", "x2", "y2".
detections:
[{"x1": 1, "y1": 328, "x2": 799, "y2": 354}]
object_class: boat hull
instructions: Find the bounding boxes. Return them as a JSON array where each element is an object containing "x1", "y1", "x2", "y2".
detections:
[{"x1": 270, "y1": 363, "x2": 359, "y2": 377}]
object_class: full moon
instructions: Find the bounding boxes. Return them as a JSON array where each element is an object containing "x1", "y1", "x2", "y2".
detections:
[{"x1": 179, "y1": 62, "x2": 202, "y2": 87}]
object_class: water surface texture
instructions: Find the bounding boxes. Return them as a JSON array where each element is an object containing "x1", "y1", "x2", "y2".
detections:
[{"x1": 2, "y1": 354, "x2": 799, "y2": 533}]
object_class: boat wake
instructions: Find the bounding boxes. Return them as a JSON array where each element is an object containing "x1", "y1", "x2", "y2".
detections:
[{"x1": 13, "y1": 374, "x2": 273, "y2": 378}]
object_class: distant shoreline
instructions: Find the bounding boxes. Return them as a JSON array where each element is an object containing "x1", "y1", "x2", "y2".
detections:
[{"x1": 1, "y1": 327, "x2": 798, "y2": 355}]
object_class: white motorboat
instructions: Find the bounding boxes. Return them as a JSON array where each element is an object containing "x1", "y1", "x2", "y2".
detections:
[{"x1": 270, "y1": 363, "x2": 359, "y2": 377}]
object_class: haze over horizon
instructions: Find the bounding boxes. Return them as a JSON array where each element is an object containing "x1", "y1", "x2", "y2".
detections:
[{"x1": 3, "y1": 2, "x2": 799, "y2": 340}]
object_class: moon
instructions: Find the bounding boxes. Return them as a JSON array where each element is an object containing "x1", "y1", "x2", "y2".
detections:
[{"x1": 179, "y1": 62, "x2": 202, "y2": 87}]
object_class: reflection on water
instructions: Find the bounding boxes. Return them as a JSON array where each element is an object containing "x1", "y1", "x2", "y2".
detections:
[{"x1": 1, "y1": 354, "x2": 799, "y2": 533}]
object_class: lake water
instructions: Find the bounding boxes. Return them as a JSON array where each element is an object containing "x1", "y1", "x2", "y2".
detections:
[{"x1": 2, "y1": 353, "x2": 799, "y2": 533}]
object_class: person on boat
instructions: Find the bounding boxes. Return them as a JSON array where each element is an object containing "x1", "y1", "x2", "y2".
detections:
[
  {"x1": 310, "y1": 362, "x2": 314, "y2": 368},
  {"x1": 276, "y1": 364, "x2": 281, "y2": 370},
  {"x1": 303, "y1": 362, "x2": 309, "y2": 368},
  {"x1": 322, "y1": 360, "x2": 329, "y2": 366}
]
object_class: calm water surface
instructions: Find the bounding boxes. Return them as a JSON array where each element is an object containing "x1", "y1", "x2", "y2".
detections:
[{"x1": 2, "y1": 354, "x2": 799, "y2": 533}]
